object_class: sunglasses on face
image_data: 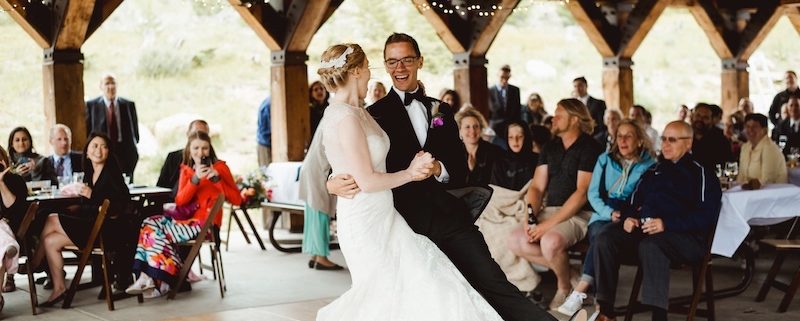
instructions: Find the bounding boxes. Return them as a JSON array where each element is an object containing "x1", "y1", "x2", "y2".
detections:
[{"x1": 660, "y1": 136, "x2": 691, "y2": 143}]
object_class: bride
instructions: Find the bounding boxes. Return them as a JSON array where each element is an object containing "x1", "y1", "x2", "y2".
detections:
[{"x1": 315, "y1": 44, "x2": 504, "y2": 321}]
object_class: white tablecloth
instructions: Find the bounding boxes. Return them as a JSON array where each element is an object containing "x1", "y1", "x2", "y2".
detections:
[
  {"x1": 789, "y1": 167, "x2": 800, "y2": 187},
  {"x1": 711, "y1": 183, "x2": 800, "y2": 257},
  {"x1": 264, "y1": 162, "x2": 303, "y2": 205}
]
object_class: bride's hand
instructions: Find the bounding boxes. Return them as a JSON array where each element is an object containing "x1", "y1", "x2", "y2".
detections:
[{"x1": 406, "y1": 152, "x2": 434, "y2": 181}]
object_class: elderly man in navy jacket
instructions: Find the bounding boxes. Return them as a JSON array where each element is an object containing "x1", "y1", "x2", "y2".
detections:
[{"x1": 592, "y1": 121, "x2": 722, "y2": 321}]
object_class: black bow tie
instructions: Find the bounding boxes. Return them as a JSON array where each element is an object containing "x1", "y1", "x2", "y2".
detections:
[{"x1": 403, "y1": 90, "x2": 424, "y2": 106}]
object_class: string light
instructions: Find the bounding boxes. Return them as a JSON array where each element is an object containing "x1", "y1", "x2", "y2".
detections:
[
  {"x1": 416, "y1": 0, "x2": 566, "y2": 17},
  {"x1": 2, "y1": 1, "x2": 53, "y2": 14}
]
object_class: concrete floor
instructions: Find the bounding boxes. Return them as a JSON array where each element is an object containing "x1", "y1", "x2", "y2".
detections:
[{"x1": 0, "y1": 219, "x2": 797, "y2": 321}]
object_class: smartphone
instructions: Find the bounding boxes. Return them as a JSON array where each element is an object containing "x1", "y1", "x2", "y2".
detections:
[{"x1": 201, "y1": 156, "x2": 212, "y2": 167}]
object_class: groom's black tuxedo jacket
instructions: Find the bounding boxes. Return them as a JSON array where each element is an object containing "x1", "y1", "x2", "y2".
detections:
[{"x1": 368, "y1": 90, "x2": 471, "y2": 237}]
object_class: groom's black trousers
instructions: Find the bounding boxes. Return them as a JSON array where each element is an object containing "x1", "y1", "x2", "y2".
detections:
[{"x1": 396, "y1": 188, "x2": 557, "y2": 321}]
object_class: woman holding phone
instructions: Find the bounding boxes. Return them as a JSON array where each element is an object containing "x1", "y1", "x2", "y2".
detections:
[
  {"x1": 126, "y1": 131, "x2": 242, "y2": 299},
  {"x1": 6, "y1": 127, "x2": 46, "y2": 182}
]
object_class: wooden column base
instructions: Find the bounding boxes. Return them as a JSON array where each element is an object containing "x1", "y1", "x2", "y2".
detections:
[{"x1": 721, "y1": 59, "x2": 749, "y2": 115}]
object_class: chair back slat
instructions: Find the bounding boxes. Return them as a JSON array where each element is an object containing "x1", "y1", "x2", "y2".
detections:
[
  {"x1": 16, "y1": 201, "x2": 39, "y2": 240},
  {"x1": 86, "y1": 200, "x2": 111, "y2": 247}
]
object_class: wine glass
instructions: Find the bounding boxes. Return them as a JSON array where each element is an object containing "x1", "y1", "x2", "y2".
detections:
[
  {"x1": 725, "y1": 162, "x2": 739, "y2": 183},
  {"x1": 778, "y1": 135, "x2": 788, "y2": 151},
  {"x1": 715, "y1": 164, "x2": 723, "y2": 179}
]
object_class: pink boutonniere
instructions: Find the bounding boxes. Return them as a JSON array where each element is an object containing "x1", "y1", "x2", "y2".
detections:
[{"x1": 430, "y1": 102, "x2": 444, "y2": 128}]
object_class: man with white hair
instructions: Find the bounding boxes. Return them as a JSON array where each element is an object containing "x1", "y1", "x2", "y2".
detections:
[{"x1": 36, "y1": 124, "x2": 83, "y2": 185}]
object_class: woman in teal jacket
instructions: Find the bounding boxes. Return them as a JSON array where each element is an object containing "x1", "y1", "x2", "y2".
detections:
[{"x1": 556, "y1": 119, "x2": 657, "y2": 316}]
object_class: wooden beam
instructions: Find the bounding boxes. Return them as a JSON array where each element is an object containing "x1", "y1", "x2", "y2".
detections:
[
  {"x1": 566, "y1": 0, "x2": 616, "y2": 57},
  {"x1": 54, "y1": 0, "x2": 97, "y2": 49},
  {"x1": 0, "y1": 0, "x2": 51, "y2": 48},
  {"x1": 85, "y1": 0, "x2": 124, "y2": 40},
  {"x1": 453, "y1": 54, "x2": 489, "y2": 116},
  {"x1": 410, "y1": 0, "x2": 468, "y2": 53},
  {"x1": 228, "y1": 0, "x2": 282, "y2": 51},
  {"x1": 43, "y1": 50, "x2": 88, "y2": 151},
  {"x1": 738, "y1": 3, "x2": 783, "y2": 60},
  {"x1": 620, "y1": 0, "x2": 670, "y2": 57},
  {"x1": 721, "y1": 60, "x2": 749, "y2": 114},
  {"x1": 688, "y1": 0, "x2": 735, "y2": 59},
  {"x1": 784, "y1": 6, "x2": 800, "y2": 35},
  {"x1": 286, "y1": 0, "x2": 335, "y2": 52},
  {"x1": 602, "y1": 57, "x2": 634, "y2": 114},
  {"x1": 270, "y1": 52, "x2": 310, "y2": 162},
  {"x1": 471, "y1": 0, "x2": 521, "y2": 56}
]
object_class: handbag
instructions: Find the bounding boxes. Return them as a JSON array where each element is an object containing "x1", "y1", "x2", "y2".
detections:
[{"x1": 163, "y1": 201, "x2": 199, "y2": 220}]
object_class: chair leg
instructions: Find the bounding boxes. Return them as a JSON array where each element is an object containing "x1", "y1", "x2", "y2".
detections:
[
  {"x1": 197, "y1": 248, "x2": 204, "y2": 275},
  {"x1": 24, "y1": 245, "x2": 38, "y2": 315},
  {"x1": 210, "y1": 246, "x2": 218, "y2": 281},
  {"x1": 705, "y1": 265, "x2": 715, "y2": 321},
  {"x1": 99, "y1": 249, "x2": 115, "y2": 311},
  {"x1": 687, "y1": 264, "x2": 708, "y2": 321},
  {"x1": 63, "y1": 246, "x2": 95, "y2": 308},
  {"x1": 225, "y1": 209, "x2": 234, "y2": 251},
  {"x1": 214, "y1": 247, "x2": 225, "y2": 298},
  {"x1": 241, "y1": 207, "x2": 266, "y2": 250},
  {"x1": 778, "y1": 266, "x2": 800, "y2": 313},
  {"x1": 216, "y1": 245, "x2": 226, "y2": 291},
  {"x1": 757, "y1": 253, "x2": 785, "y2": 302},
  {"x1": 624, "y1": 267, "x2": 643, "y2": 321}
]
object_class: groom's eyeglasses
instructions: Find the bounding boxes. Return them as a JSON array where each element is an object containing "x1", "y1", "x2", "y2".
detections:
[{"x1": 385, "y1": 56, "x2": 419, "y2": 69}]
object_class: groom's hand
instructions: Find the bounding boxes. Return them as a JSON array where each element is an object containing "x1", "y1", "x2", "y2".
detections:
[
  {"x1": 415, "y1": 151, "x2": 439, "y2": 179},
  {"x1": 327, "y1": 174, "x2": 360, "y2": 199}
]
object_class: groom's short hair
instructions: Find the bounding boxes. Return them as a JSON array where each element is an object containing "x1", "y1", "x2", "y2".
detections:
[{"x1": 384, "y1": 33, "x2": 421, "y2": 58}]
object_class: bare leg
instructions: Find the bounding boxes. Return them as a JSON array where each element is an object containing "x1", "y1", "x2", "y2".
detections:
[
  {"x1": 41, "y1": 216, "x2": 73, "y2": 302},
  {"x1": 31, "y1": 214, "x2": 61, "y2": 268},
  {"x1": 540, "y1": 231, "x2": 571, "y2": 292},
  {"x1": 507, "y1": 226, "x2": 550, "y2": 267}
]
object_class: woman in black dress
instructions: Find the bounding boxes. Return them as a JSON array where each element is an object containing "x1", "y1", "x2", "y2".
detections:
[
  {"x1": 32, "y1": 133, "x2": 129, "y2": 307},
  {"x1": 455, "y1": 107, "x2": 502, "y2": 187},
  {"x1": 0, "y1": 145, "x2": 29, "y2": 309}
]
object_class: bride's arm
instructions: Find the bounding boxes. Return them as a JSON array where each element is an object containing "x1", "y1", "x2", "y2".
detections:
[{"x1": 336, "y1": 115, "x2": 430, "y2": 193}]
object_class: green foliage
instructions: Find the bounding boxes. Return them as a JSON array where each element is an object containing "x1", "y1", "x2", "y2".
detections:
[{"x1": 137, "y1": 48, "x2": 193, "y2": 78}]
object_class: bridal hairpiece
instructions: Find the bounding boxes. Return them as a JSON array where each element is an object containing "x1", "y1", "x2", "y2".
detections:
[{"x1": 320, "y1": 46, "x2": 354, "y2": 69}]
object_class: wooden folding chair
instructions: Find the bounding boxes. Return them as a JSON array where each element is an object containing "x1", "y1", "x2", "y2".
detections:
[
  {"x1": 62, "y1": 200, "x2": 121, "y2": 310},
  {"x1": 15, "y1": 201, "x2": 39, "y2": 315},
  {"x1": 224, "y1": 203, "x2": 266, "y2": 251},
  {"x1": 168, "y1": 194, "x2": 226, "y2": 299},
  {"x1": 756, "y1": 217, "x2": 800, "y2": 312},
  {"x1": 624, "y1": 226, "x2": 717, "y2": 321}
]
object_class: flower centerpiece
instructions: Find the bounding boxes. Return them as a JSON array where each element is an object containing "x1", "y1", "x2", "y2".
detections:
[{"x1": 235, "y1": 167, "x2": 273, "y2": 208}]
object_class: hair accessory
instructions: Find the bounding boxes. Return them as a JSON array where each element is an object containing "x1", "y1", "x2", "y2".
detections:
[{"x1": 320, "y1": 46, "x2": 354, "y2": 69}]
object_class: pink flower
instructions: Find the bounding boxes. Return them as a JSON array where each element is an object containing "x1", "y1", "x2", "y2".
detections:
[{"x1": 431, "y1": 113, "x2": 445, "y2": 128}]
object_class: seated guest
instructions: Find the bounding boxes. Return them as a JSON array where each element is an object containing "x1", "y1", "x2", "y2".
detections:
[
  {"x1": 691, "y1": 103, "x2": 733, "y2": 171},
  {"x1": 556, "y1": 120, "x2": 656, "y2": 316},
  {"x1": 772, "y1": 102, "x2": 791, "y2": 140},
  {"x1": 127, "y1": 132, "x2": 242, "y2": 299},
  {"x1": 677, "y1": 104, "x2": 689, "y2": 122},
  {"x1": 735, "y1": 97, "x2": 754, "y2": 120},
  {"x1": 491, "y1": 121, "x2": 536, "y2": 191},
  {"x1": 366, "y1": 80, "x2": 386, "y2": 106},
  {"x1": 507, "y1": 98, "x2": 603, "y2": 310},
  {"x1": 439, "y1": 89, "x2": 462, "y2": 112},
  {"x1": 6, "y1": 127, "x2": 45, "y2": 182},
  {"x1": 739, "y1": 113, "x2": 787, "y2": 185},
  {"x1": 0, "y1": 146, "x2": 28, "y2": 299},
  {"x1": 32, "y1": 133, "x2": 130, "y2": 307},
  {"x1": 593, "y1": 109, "x2": 621, "y2": 149},
  {"x1": 543, "y1": 115, "x2": 554, "y2": 131},
  {"x1": 773, "y1": 96, "x2": 800, "y2": 156},
  {"x1": 724, "y1": 113, "x2": 746, "y2": 157},
  {"x1": 521, "y1": 93, "x2": 548, "y2": 126},
  {"x1": 593, "y1": 121, "x2": 722, "y2": 321},
  {"x1": 38, "y1": 124, "x2": 83, "y2": 185},
  {"x1": 456, "y1": 107, "x2": 503, "y2": 187},
  {"x1": 156, "y1": 120, "x2": 210, "y2": 200},
  {"x1": 629, "y1": 105, "x2": 659, "y2": 151}
]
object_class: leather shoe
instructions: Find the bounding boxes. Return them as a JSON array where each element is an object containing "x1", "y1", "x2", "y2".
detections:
[
  {"x1": 308, "y1": 259, "x2": 315, "y2": 269},
  {"x1": 313, "y1": 262, "x2": 344, "y2": 271},
  {"x1": 38, "y1": 292, "x2": 65, "y2": 308},
  {"x1": 568, "y1": 309, "x2": 588, "y2": 321}
]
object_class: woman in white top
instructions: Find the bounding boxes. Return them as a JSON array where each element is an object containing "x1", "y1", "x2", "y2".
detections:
[{"x1": 738, "y1": 113, "x2": 787, "y2": 185}]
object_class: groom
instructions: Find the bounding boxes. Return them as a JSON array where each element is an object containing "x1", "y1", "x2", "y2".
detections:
[{"x1": 328, "y1": 33, "x2": 560, "y2": 321}]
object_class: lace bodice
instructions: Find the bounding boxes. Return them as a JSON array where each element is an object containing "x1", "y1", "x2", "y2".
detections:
[{"x1": 321, "y1": 102, "x2": 390, "y2": 176}]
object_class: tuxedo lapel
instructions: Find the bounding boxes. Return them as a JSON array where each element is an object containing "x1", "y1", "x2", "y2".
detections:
[{"x1": 386, "y1": 90, "x2": 423, "y2": 150}]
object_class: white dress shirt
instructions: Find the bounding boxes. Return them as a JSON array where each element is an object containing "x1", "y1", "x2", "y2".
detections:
[
  {"x1": 102, "y1": 96, "x2": 123, "y2": 142},
  {"x1": 577, "y1": 95, "x2": 589, "y2": 107},
  {"x1": 393, "y1": 87, "x2": 450, "y2": 183}
]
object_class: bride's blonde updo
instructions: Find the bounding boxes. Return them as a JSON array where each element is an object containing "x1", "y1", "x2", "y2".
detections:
[{"x1": 317, "y1": 43, "x2": 366, "y2": 92}]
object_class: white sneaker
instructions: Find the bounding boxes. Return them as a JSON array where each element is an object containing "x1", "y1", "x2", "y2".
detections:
[
  {"x1": 557, "y1": 291, "x2": 588, "y2": 316},
  {"x1": 142, "y1": 288, "x2": 162, "y2": 299},
  {"x1": 125, "y1": 276, "x2": 154, "y2": 295},
  {"x1": 587, "y1": 310, "x2": 600, "y2": 321}
]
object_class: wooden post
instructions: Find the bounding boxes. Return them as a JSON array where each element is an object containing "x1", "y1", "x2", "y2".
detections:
[
  {"x1": 270, "y1": 51, "x2": 310, "y2": 162},
  {"x1": 721, "y1": 59, "x2": 749, "y2": 115},
  {"x1": 43, "y1": 49, "x2": 88, "y2": 149},
  {"x1": 453, "y1": 53, "x2": 488, "y2": 117},
  {"x1": 602, "y1": 57, "x2": 634, "y2": 116},
  {"x1": 230, "y1": 0, "x2": 341, "y2": 162}
]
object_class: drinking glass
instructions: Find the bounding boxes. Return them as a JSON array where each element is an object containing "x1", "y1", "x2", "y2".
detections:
[
  {"x1": 715, "y1": 164, "x2": 723, "y2": 179},
  {"x1": 725, "y1": 162, "x2": 739, "y2": 182},
  {"x1": 779, "y1": 135, "x2": 788, "y2": 151},
  {"x1": 72, "y1": 172, "x2": 85, "y2": 184},
  {"x1": 57, "y1": 175, "x2": 71, "y2": 189}
]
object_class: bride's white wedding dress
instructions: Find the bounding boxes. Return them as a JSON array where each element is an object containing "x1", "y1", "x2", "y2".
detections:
[{"x1": 317, "y1": 102, "x2": 503, "y2": 321}]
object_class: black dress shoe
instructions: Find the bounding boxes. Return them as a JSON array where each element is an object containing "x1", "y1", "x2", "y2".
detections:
[
  {"x1": 308, "y1": 260, "x2": 315, "y2": 269},
  {"x1": 38, "y1": 293, "x2": 65, "y2": 307},
  {"x1": 313, "y1": 262, "x2": 344, "y2": 271}
]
